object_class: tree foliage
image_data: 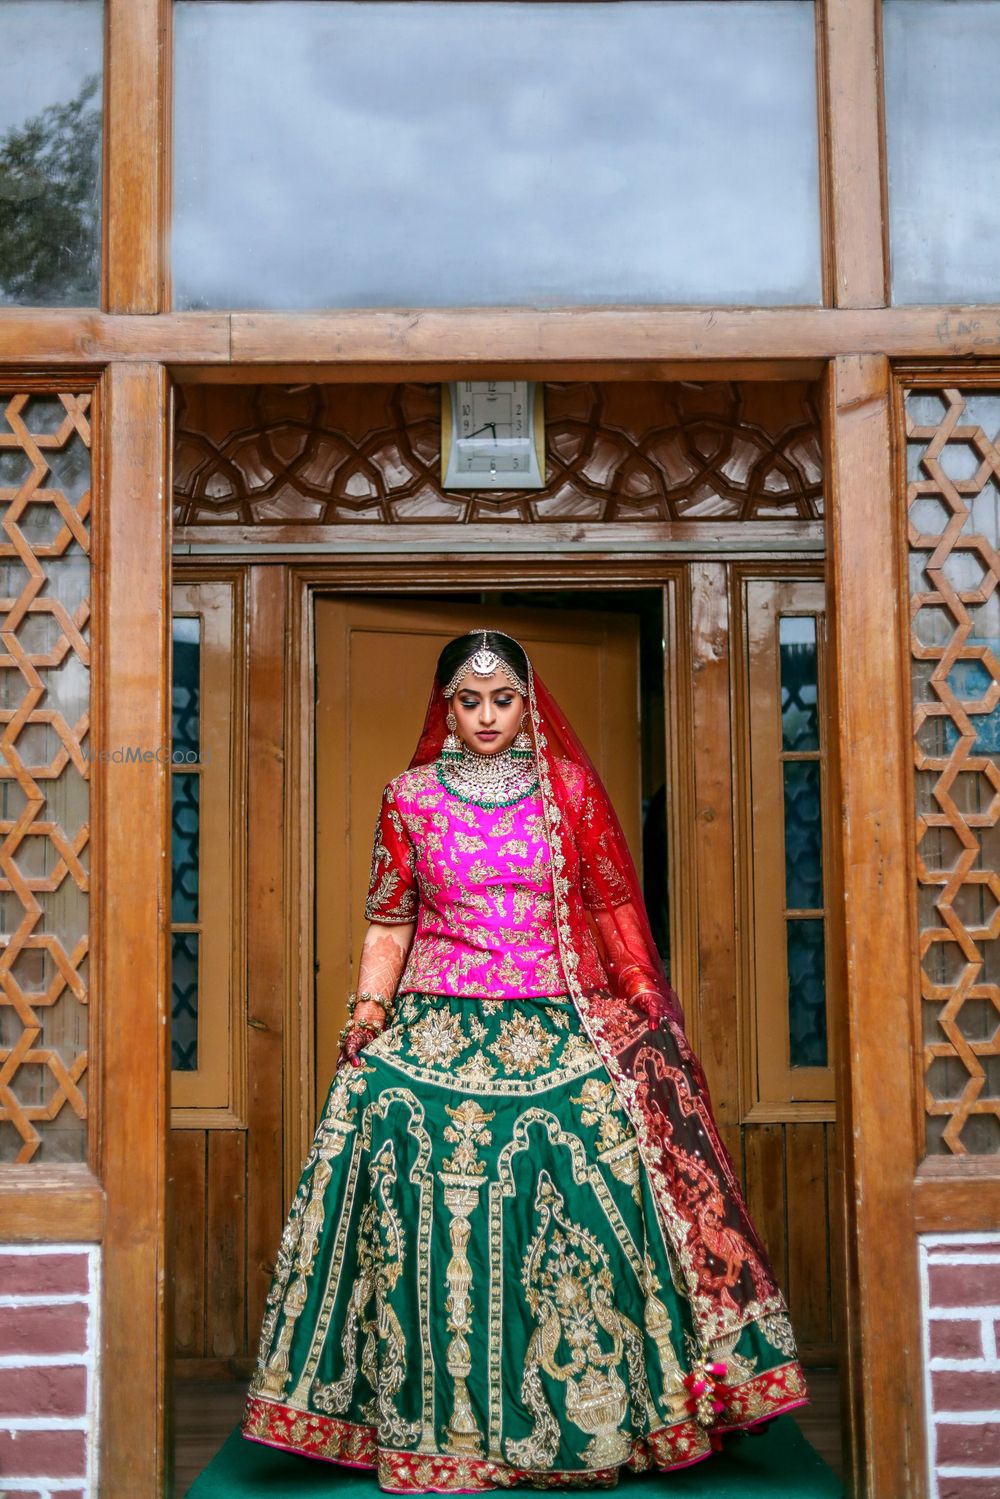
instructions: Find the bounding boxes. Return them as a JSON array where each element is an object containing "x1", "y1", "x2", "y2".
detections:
[{"x1": 0, "y1": 75, "x2": 101, "y2": 305}]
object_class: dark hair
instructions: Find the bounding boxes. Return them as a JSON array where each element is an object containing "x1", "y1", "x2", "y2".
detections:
[{"x1": 436, "y1": 630, "x2": 529, "y2": 691}]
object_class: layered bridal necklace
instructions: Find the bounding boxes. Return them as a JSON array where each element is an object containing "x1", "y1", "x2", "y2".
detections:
[{"x1": 437, "y1": 743, "x2": 539, "y2": 809}]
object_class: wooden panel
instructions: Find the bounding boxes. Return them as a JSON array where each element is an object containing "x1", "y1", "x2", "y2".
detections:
[
  {"x1": 689, "y1": 561, "x2": 740, "y2": 1120},
  {"x1": 914, "y1": 1159, "x2": 1000, "y2": 1230},
  {"x1": 0, "y1": 385, "x2": 93, "y2": 1163},
  {"x1": 14, "y1": 309, "x2": 1000, "y2": 369},
  {"x1": 12, "y1": 308, "x2": 1000, "y2": 370},
  {"x1": 97, "y1": 363, "x2": 171, "y2": 1497},
  {"x1": 206, "y1": 1131, "x2": 246, "y2": 1362},
  {"x1": 0, "y1": 1164, "x2": 104, "y2": 1241},
  {"x1": 173, "y1": 382, "x2": 823, "y2": 527},
  {"x1": 743, "y1": 1123, "x2": 788, "y2": 1290},
  {"x1": 169, "y1": 1133, "x2": 205, "y2": 1359},
  {"x1": 244, "y1": 566, "x2": 287, "y2": 1346},
  {"x1": 229, "y1": 307, "x2": 1000, "y2": 366},
  {"x1": 0, "y1": 313, "x2": 230, "y2": 365},
  {"x1": 820, "y1": 0, "x2": 888, "y2": 308},
  {"x1": 826, "y1": 354, "x2": 926, "y2": 1498},
  {"x1": 103, "y1": 0, "x2": 171, "y2": 311},
  {"x1": 786, "y1": 1122, "x2": 833, "y2": 1349}
]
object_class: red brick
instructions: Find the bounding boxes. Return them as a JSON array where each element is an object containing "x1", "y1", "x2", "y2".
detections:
[
  {"x1": 0, "y1": 1490, "x2": 46, "y2": 1499},
  {"x1": 0, "y1": 1303, "x2": 88, "y2": 1356},
  {"x1": 0, "y1": 1364, "x2": 87, "y2": 1418},
  {"x1": 933, "y1": 1369, "x2": 1000, "y2": 1410},
  {"x1": 929, "y1": 1262, "x2": 1000, "y2": 1308},
  {"x1": 0, "y1": 1428, "x2": 85, "y2": 1478},
  {"x1": 931, "y1": 1319, "x2": 986, "y2": 1360},
  {"x1": 939, "y1": 1478, "x2": 1000, "y2": 1499},
  {"x1": 936, "y1": 1420, "x2": 1000, "y2": 1466},
  {"x1": 0, "y1": 1253, "x2": 88, "y2": 1298}
]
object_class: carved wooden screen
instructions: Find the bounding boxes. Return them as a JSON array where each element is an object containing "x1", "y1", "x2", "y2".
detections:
[
  {"x1": 0, "y1": 386, "x2": 92, "y2": 1164},
  {"x1": 173, "y1": 382, "x2": 822, "y2": 527},
  {"x1": 905, "y1": 383, "x2": 1000, "y2": 1155}
]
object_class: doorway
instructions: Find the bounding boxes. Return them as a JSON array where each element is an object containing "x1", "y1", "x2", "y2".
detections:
[{"x1": 169, "y1": 557, "x2": 842, "y2": 1490}]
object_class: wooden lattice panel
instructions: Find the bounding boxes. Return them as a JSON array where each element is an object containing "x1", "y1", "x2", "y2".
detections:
[
  {"x1": 174, "y1": 381, "x2": 822, "y2": 526},
  {"x1": 0, "y1": 390, "x2": 91, "y2": 1163},
  {"x1": 906, "y1": 386, "x2": 1000, "y2": 1155}
]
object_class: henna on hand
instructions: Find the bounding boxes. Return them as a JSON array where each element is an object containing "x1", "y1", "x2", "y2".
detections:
[{"x1": 357, "y1": 922, "x2": 415, "y2": 998}]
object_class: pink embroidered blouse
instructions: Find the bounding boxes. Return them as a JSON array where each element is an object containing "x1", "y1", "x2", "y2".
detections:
[{"x1": 364, "y1": 760, "x2": 608, "y2": 1000}]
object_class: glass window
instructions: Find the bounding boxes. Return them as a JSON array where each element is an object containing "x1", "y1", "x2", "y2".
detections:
[
  {"x1": 885, "y1": 0, "x2": 1000, "y2": 304},
  {"x1": 172, "y1": 0, "x2": 821, "y2": 309},
  {"x1": 0, "y1": 1, "x2": 104, "y2": 307},
  {"x1": 171, "y1": 616, "x2": 202, "y2": 1072}
]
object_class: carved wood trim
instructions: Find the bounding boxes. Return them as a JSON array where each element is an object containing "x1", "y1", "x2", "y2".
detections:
[{"x1": 173, "y1": 381, "x2": 823, "y2": 529}]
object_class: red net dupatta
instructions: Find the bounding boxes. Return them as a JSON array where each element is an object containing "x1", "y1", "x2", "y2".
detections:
[{"x1": 408, "y1": 662, "x2": 797, "y2": 1356}]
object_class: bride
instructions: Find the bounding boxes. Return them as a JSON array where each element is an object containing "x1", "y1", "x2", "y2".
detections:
[{"x1": 242, "y1": 628, "x2": 806, "y2": 1492}]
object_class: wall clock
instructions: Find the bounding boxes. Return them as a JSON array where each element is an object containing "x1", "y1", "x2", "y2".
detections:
[{"x1": 441, "y1": 380, "x2": 545, "y2": 489}]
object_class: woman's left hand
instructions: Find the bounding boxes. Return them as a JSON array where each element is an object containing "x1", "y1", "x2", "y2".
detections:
[{"x1": 340, "y1": 1023, "x2": 378, "y2": 1068}]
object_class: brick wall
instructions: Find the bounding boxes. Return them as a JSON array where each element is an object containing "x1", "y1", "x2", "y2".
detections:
[
  {"x1": 0, "y1": 1245, "x2": 100, "y2": 1499},
  {"x1": 920, "y1": 1232, "x2": 1000, "y2": 1499}
]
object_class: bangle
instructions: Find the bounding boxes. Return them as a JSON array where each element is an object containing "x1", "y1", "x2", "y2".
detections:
[
  {"x1": 348, "y1": 989, "x2": 392, "y2": 1009},
  {"x1": 338, "y1": 1016, "x2": 377, "y2": 1052}
]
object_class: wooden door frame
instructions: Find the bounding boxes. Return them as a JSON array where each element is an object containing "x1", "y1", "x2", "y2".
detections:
[{"x1": 281, "y1": 559, "x2": 701, "y2": 1186}]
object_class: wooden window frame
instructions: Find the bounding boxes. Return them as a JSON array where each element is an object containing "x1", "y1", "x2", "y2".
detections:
[
  {"x1": 169, "y1": 577, "x2": 248, "y2": 1127},
  {"x1": 738, "y1": 572, "x2": 837, "y2": 1119},
  {"x1": 8, "y1": 0, "x2": 1000, "y2": 1495}
]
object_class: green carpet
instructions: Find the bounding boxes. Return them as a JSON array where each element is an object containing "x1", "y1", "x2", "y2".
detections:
[{"x1": 185, "y1": 1418, "x2": 842, "y2": 1496}]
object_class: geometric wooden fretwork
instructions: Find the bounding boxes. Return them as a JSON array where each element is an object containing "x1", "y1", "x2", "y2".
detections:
[
  {"x1": 174, "y1": 380, "x2": 823, "y2": 527},
  {"x1": 906, "y1": 385, "x2": 1000, "y2": 1154},
  {"x1": 0, "y1": 390, "x2": 91, "y2": 1163}
]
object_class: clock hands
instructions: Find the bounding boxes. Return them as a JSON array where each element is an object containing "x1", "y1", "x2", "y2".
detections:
[{"x1": 464, "y1": 421, "x2": 498, "y2": 440}]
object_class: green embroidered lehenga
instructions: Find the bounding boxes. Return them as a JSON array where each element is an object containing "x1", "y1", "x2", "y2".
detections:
[{"x1": 242, "y1": 650, "x2": 806, "y2": 1493}]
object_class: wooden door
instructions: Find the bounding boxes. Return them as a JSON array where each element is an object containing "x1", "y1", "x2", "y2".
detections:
[{"x1": 313, "y1": 598, "x2": 641, "y2": 1119}]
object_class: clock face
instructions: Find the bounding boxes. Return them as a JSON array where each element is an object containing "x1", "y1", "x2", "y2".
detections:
[{"x1": 442, "y1": 380, "x2": 544, "y2": 489}]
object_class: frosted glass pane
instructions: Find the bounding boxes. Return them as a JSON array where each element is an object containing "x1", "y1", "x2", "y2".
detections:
[
  {"x1": 0, "y1": 1, "x2": 103, "y2": 306},
  {"x1": 885, "y1": 1, "x2": 1000, "y2": 303},
  {"x1": 173, "y1": 0, "x2": 821, "y2": 309}
]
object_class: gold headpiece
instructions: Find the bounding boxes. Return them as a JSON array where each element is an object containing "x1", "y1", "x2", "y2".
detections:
[{"x1": 441, "y1": 629, "x2": 528, "y2": 698}]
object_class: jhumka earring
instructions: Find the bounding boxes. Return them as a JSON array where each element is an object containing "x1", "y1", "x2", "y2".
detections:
[
  {"x1": 442, "y1": 711, "x2": 463, "y2": 760},
  {"x1": 510, "y1": 712, "x2": 534, "y2": 761}
]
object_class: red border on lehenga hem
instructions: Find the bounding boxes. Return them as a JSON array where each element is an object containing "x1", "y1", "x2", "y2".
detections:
[{"x1": 240, "y1": 1361, "x2": 809, "y2": 1493}]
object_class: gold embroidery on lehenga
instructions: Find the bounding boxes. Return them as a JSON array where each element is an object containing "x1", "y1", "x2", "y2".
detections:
[
  {"x1": 439, "y1": 1101, "x2": 495, "y2": 1455},
  {"x1": 313, "y1": 1142, "x2": 420, "y2": 1449},
  {"x1": 291, "y1": 1137, "x2": 364, "y2": 1406},
  {"x1": 409, "y1": 1009, "x2": 469, "y2": 1068},
  {"x1": 453, "y1": 1050, "x2": 499, "y2": 1087},
  {"x1": 256, "y1": 1142, "x2": 339, "y2": 1399},
  {"x1": 571, "y1": 1078, "x2": 642, "y2": 1204},
  {"x1": 361, "y1": 1090, "x2": 437, "y2": 1447},
  {"x1": 507, "y1": 1171, "x2": 634, "y2": 1471},
  {"x1": 490, "y1": 1109, "x2": 653, "y2": 1469},
  {"x1": 489, "y1": 1010, "x2": 556, "y2": 1075}
]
